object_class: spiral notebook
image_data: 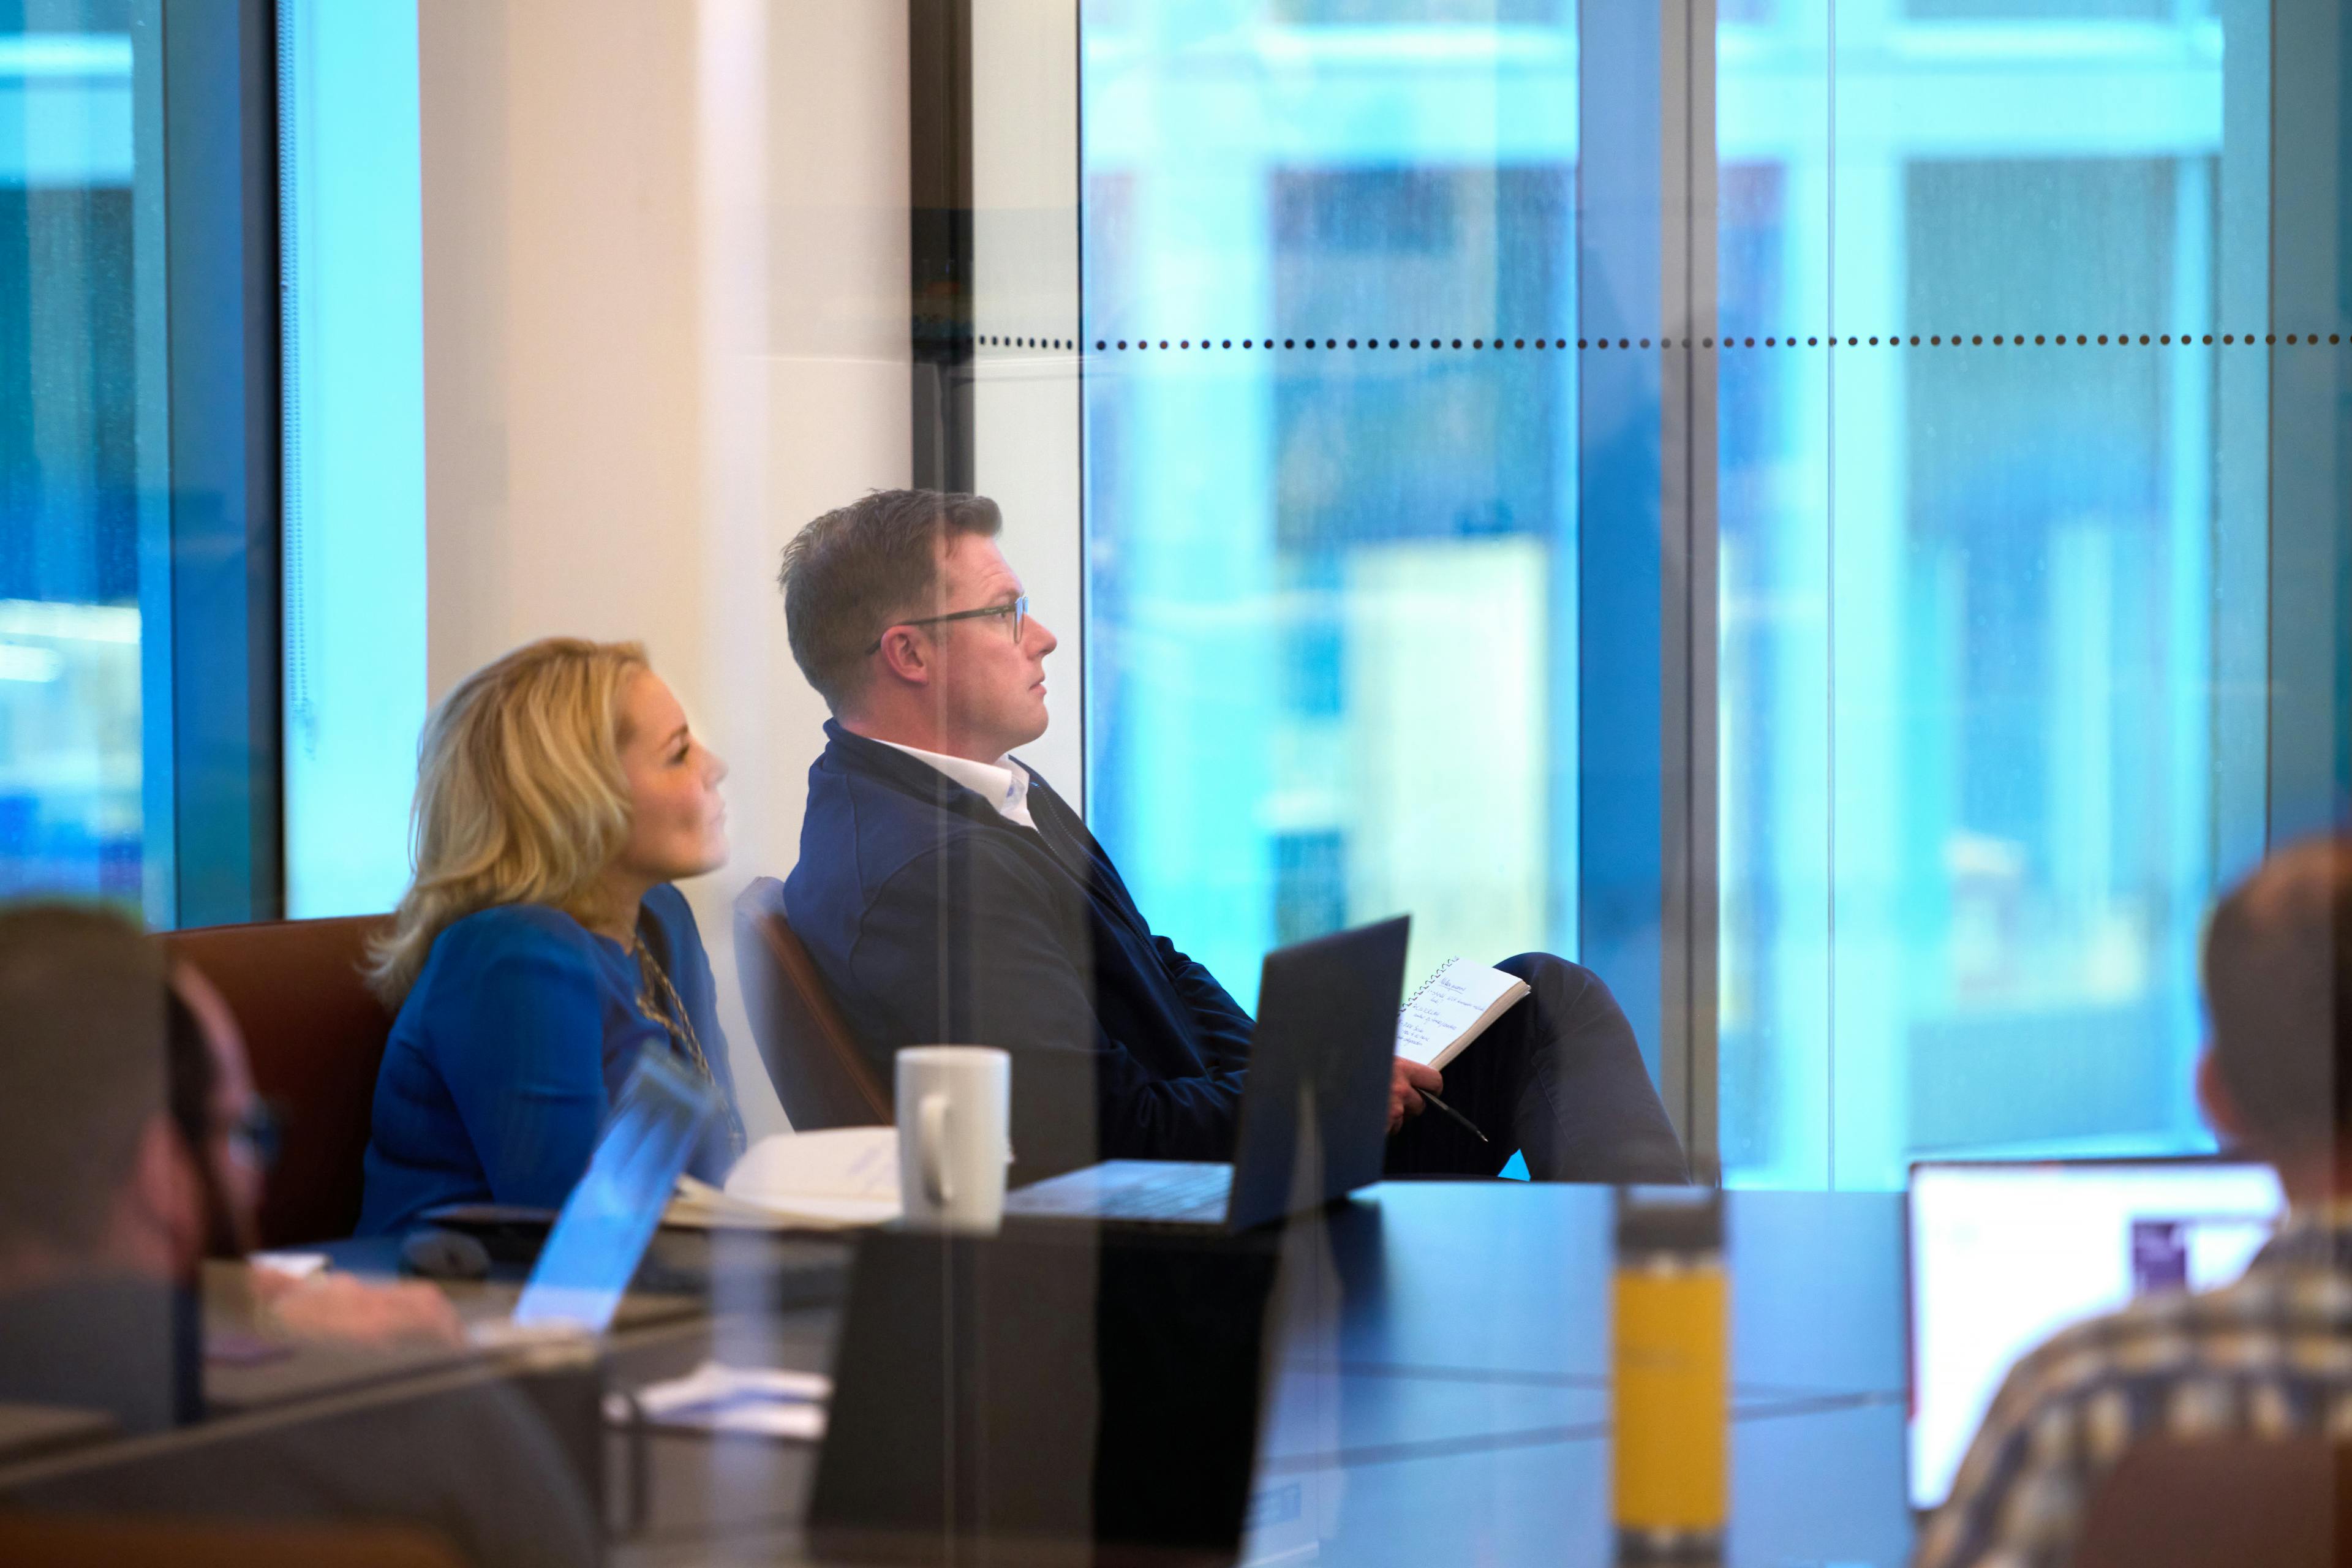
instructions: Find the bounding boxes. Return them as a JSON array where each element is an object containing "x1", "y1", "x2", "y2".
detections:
[{"x1": 1395, "y1": 958, "x2": 1532, "y2": 1071}]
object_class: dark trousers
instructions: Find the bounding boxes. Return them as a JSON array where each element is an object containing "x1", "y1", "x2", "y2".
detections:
[{"x1": 1382, "y1": 953, "x2": 1689, "y2": 1185}]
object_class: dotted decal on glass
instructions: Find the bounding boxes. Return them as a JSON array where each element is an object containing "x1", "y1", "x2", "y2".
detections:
[{"x1": 1045, "y1": 331, "x2": 2348, "y2": 353}]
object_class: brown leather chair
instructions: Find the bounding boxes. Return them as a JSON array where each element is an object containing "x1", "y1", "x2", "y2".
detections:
[
  {"x1": 0, "y1": 1512, "x2": 466, "y2": 1568},
  {"x1": 2074, "y1": 1436, "x2": 2352, "y2": 1568},
  {"x1": 733, "y1": 878, "x2": 889, "y2": 1128},
  {"x1": 158, "y1": 916, "x2": 394, "y2": 1247}
]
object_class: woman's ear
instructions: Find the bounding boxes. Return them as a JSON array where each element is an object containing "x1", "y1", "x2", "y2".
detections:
[{"x1": 2196, "y1": 1049, "x2": 2257, "y2": 1154}]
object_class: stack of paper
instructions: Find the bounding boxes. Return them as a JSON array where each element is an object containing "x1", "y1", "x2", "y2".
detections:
[
  {"x1": 609, "y1": 1360, "x2": 832, "y2": 1441},
  {"x1": 665, "y1": 1125, "x2": 902, "y2": 1231}
]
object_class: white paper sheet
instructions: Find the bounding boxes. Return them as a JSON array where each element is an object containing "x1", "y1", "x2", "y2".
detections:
[
  {"x1": 661, "y1": 1125, "x2": 903, "y2": 1231},
  {"x1": 611, "y1": 1359, "x2": 832, "y2": 1441},
  {"x1": 1395, "y1": 958, "x2": 1531, "y2": 1070}
]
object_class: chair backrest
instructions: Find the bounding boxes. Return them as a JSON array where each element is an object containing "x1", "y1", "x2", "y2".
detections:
[
  {"x1": 0, "y1": 1512, "x2": 466, "y2": 1568},
  {"x1": 732, "y1": 878, "x2": 890, "y2": 1129},
  {"x1": 2073, "y1": 1435, "x2": 2352, "y2": 1568},
  {"x1": 158, "y1": 916, "x2": 394, "y2": 1247}
]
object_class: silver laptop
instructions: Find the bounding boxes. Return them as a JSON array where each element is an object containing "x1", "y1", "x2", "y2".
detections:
[
  {"x1": 1004, "y1": 916, "x2": 1409, "y2": 1231},
  {"x1": 498, "y1": 1050, "x2": 717, "y2": 1336}
]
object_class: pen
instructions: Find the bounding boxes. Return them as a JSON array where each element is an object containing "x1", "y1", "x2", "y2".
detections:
[{"x1": 1418, "y1": 1088, "x2": 1489, "y2": 1144}]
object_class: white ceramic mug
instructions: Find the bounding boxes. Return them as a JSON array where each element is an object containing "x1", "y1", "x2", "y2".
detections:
[{"x1": 894, "y1": 1046, "x2": 1011, "y2": 1233}]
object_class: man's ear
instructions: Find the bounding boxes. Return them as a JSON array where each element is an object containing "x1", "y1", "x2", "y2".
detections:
[
  {"x1": 873, "y1": 626, "x2": 933, "y2": 687},
  {"x1": 2196, "y1": 1050, "x2": 2258, "y2": 1153},
  {"x1": 121, "y1": 1114, "x2": 205, "y2": 1275}
]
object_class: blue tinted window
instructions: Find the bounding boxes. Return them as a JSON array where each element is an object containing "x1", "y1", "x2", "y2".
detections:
[
  {"x1": 1716, "y1": 12, "x2": 2255, "y2": 1186},
  {"x1": 1271, "y1": 0, "x2": 1569, "y2": 23},
  {"x1": 1909, "y1": 0, "x2": 2166, "y2": 17},
  {"x1": 0, "y1": 13, "x2": 142, "y2": 905},
  {"x1": 1, "y1": 1, "x2": 284, "y2": 924},
  {"x1": 1274, "y1": 829, "x2": 1349, "y2": 944},
  {"x1": 1084, "y1": 9, "x2": 1577, "y2": 1004},
  {"x1": 1083, "y1": 0, "x2": 2265, "y2": 1188}
]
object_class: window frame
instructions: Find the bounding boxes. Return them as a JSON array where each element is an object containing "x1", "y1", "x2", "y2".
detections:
[{"x1": 139, "y1": 0, "x2": 284, "y2": 927}]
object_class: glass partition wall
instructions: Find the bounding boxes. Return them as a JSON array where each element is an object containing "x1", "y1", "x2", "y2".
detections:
[{"x1": 1055, "y1": 0, "x2": 2339, "y2": 1187}]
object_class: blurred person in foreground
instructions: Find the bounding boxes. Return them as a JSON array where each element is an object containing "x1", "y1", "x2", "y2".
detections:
[
  {"x1": 170, "y1": 944, "x2": 468, "y2": 1350},
  {"x1": 775, "y1": 489, "x2": 1689, "y2": 1185},
  {"x1": 0, "y1": 905, "x2": 597, "y2": 1566},
  {"x1": 0, "y1": 905, "x2": 461, "y2": 1434},
  {"x1": 1917, "y1": 834, "x2": 2352, "y2": 1568},
  {"x1": 359, "y1": 636, "x2": 744, "y2": 1235}
]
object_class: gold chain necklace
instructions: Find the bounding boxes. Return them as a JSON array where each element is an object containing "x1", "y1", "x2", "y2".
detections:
[{"x1": 629, "y1": 935, "x2": 746, "y2": 1154}]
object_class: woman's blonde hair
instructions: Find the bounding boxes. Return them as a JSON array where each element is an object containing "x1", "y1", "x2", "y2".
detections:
[{"x1": 366, "y1": 637, "x2": 652, "y2": 1003}]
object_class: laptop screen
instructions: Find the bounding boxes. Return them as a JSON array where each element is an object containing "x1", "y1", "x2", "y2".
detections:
[
  {"x1": 1906, "y1": 1158, "x2": 2285, "y2": 1510},
  {"x1": 1226, "y1": 914, "x2": 1409, "y2": 1231},
  {"x1": 512, "y1": 1050, "x2": 717, "y2": 1333}
]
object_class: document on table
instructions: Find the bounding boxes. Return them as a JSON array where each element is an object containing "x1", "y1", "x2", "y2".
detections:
[
  {"x1": 610, "y1": 1360, "x2": 832, "y2": 1441},
  {"x1": 663, "y1": 1125, "x2": 901, "y2": 1231},
  {"x1": 1395, "y1": 958, "x2": 1531, "y2": 1072}
]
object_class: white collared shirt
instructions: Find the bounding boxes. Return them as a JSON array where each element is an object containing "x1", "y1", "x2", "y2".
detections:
[{"x1": 875, "y1": 738, "x2": 1038, "y2": 830}]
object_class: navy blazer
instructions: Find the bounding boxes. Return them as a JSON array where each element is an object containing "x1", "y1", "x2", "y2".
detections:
[{"x1": 783, "y1": 722, "x2": 1253, "y2": 1182}]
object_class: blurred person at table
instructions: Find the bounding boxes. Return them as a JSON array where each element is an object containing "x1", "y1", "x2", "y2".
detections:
[
  {"x1": 774, "y1": 489, "x2": 1688, "y2": 1186},
  {"x1": 0, "y1": 911, "x2": 601, "y2": 1566},
  {"x1": 0, "y1": 907, "x2": 461, "y2": 1437},
  {"x1": 359, "y1": 637, "x2": 745, "y2": 1235},
  {"x1": 1917, "y1": 834, "x2": 2352, "y2": 1568},
  {"x1": 170, "y1": 953, "x2": 467, "y2": 1349}
]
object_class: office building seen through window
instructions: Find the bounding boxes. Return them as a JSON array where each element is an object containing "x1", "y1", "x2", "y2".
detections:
[
  {"x1": 0, "y1": 7, "x2": 143, "y2": 910},
  {"x1": 1081, "y1": 0, "x2": 2264, "y2": 1188}
]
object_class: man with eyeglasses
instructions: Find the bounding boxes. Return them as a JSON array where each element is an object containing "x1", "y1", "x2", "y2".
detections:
[
  {"x1": 0, "y1": 905, "x2": 598, "y2": 1566},
  {"x1": 0, "y1": 905, "x2": 467, "y2": 1437},
  {"x1": 777, "y1": 489, "x2": 1687, "y2": 1186},
  {"x1": 168, "y1": 956, "x2": 470, "y2": 1347}
]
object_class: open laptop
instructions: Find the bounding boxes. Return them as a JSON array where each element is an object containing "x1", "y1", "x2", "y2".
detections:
[
  {"x1": 1906, "y1": 1155, "x2": 2285, "y2": 1510},
  {"x1": 1003, "y1": 914, "x2": 1410, "y2": 1231},
  {"x1": 495, "y1": 1049, "x2": 718, "y2": 1337}
]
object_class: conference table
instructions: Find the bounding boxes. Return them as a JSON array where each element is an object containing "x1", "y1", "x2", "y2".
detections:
[{"x1": 557, "y1": 1182, "x2": 1919, "y2": 1567}]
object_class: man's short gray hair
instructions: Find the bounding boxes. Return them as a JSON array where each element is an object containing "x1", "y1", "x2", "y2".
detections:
[{"x1": 777, "y1": 489, "x2": 1004, "y2": 712}]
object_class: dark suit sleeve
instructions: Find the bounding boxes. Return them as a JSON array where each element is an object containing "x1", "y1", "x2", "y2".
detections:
[
  {"x1": 1033, "y1": 775, "x2": 1255, "y2": 1071},
  {"x1": 1151, "y1": 937, "x2": 1255, "y2": 1073},
  {"x1": 848, "y1": 839, "x2": 1249, "y2": 1179}
]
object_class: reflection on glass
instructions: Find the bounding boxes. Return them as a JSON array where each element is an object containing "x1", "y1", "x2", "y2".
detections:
[
  {"x1": 1716, "y1": 0, "x2": 2255, "y2": 1185},
  {"x1": 1083, "y1": 2, "x2": 1578, "y2": 1008},
  {"x1": 0, "y1": 9, "x2": 143, "y2": 904},
  {"x1": 513, "y1": 1052, "x2": 715, "y2": 1334}
]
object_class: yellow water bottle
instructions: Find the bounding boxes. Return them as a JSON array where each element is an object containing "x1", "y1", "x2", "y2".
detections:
[{"x1": 1611, "y1": 1185, "x2": 1727, "y2": 1566}]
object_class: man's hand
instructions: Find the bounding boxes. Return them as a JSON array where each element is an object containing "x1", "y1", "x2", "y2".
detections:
[
  {"x1": 1389, "y1": 1057, "x2": 1443, "y2": 1134},
  {"x1": 256, "y1": 1267, "x2": 468, "y2": 1350}
]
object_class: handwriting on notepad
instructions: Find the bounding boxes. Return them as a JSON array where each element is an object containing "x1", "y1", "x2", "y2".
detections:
[
  {"x1": 1395, "y1": 959, "x2": 1531, "y2": 1070},
  {"x1": 1397, "y1": 966, "x2": 1482, "y2": 1059}
]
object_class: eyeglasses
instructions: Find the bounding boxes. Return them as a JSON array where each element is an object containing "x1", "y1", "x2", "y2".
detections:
[
  {"x1": 865, "y1": 595, "x2": 1028, "y2": 655},
  {"x1": 224, "y1": 1100, "x2": 283, "y2": 1172}
]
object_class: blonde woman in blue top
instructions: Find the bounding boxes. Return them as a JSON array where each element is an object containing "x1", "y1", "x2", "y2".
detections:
[{"x1": 358, "y1": 638, "x2": 745, "y2": 1235}]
